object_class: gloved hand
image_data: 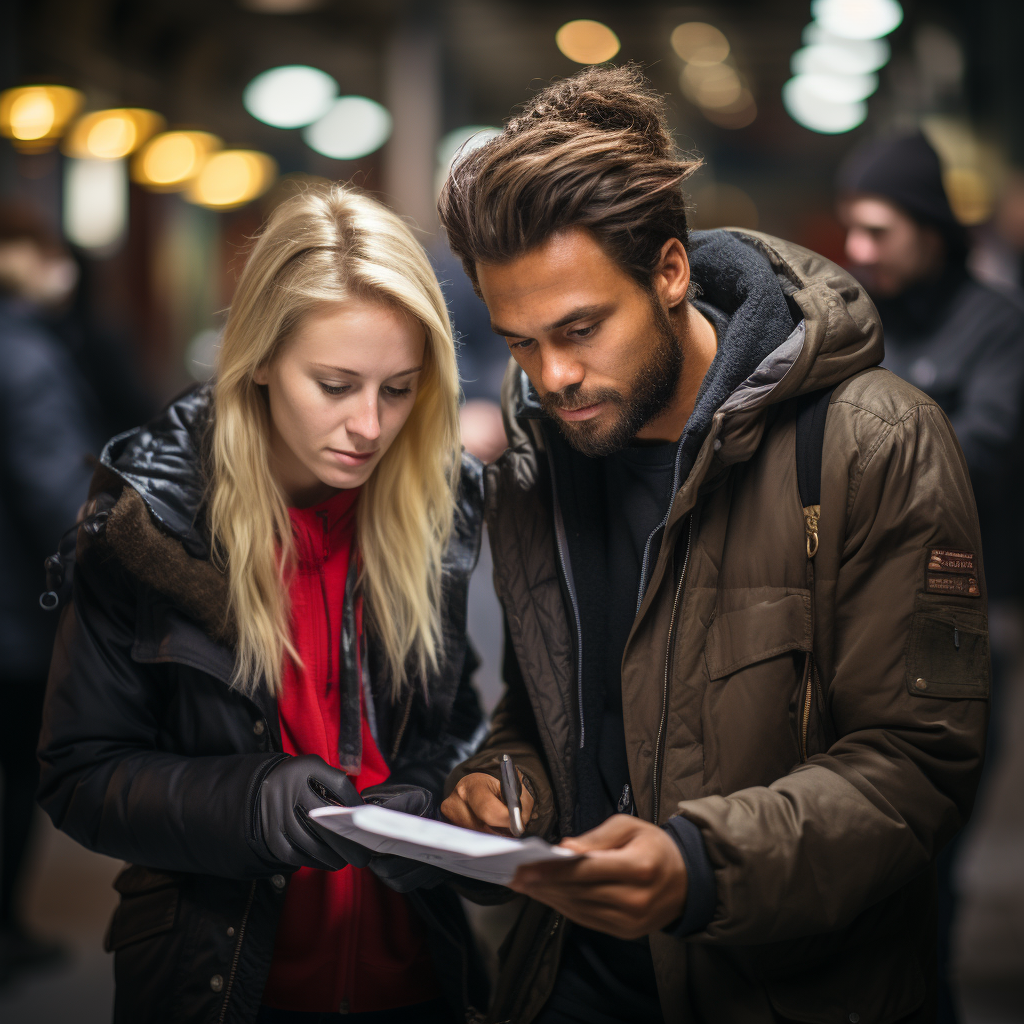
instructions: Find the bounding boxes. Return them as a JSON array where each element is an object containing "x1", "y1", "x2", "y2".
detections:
[
  {"x1": 359, "y1": 782, "x2": 450, "y2": 893},
  {"x1": 257, "y1": 754, "x2": 371, "y2": 872}
]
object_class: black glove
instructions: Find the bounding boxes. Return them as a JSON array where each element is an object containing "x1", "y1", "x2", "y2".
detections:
[
  {"x1": 257, "y1": 755, "x2": 371, "y2": 872},
  {"x1": 359, "y1": 782, "x2": 450, "y2": 893}
]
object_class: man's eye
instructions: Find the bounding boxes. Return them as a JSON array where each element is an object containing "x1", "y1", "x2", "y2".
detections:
[
  {"x1": 571, "y1": 324, "x2": 597, "y2": 339},
  {"x1": 509, "y1": 339, "x2": 533, "y2": 351},
  {"x1": 319, "y1": 382, "x2": 349, "y2": 396}
]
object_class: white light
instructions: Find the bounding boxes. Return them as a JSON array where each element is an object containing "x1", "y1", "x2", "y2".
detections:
[
  {"x1": 303, "y1": 96, "x2": 392, "y2": 159},
  {"x1": 802, "y1": 21, "x2": 891, "y2": 59},
  {"x1": 792, "y1": 41, "x2": 889, "y2": 76},
  {"x1": 811, "y1": 0, "x2": 903, "y2": 41},
  {"x1": 243, "y1": 65, "x2": 338, "y2": 128},
  {"x1": 63, "y1": 157, "x2": 128, "y2": 251},
  {"x1": 782, "y1": 76, "x2": 867, "y2": 133},
  {"x1": 437, "y1": 126, "x2": 500, "y2": 171},
  {"x1": 795, "y1": 72, "x2": 878, "y2": 103}
]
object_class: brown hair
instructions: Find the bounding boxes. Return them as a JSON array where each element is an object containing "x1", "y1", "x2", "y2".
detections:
[{"x1": 438, "y1": 64, "x2": 702, "y2": 293}]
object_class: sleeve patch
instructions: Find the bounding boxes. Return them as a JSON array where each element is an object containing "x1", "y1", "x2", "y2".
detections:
[
  {"x1": 925, "y1": 574, "x2": 981, "y2": 597},
  {"x1": 906, "y1": 610, "x2": 989, "y2": 700},
  {"x1": 926, "y1": 548, "x2": 980, "y2": 597}
]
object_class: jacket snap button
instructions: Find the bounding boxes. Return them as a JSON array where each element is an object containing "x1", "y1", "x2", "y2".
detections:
[
  {"x1": 226, "y1": 926, "x2": 235, "y2": 938},
  {"x1": 271, "y1": 873, "x2": 286, "y2": 889},
  {"x1": 253, "y1": 720, "x2": 265, "y2": 736},
  {"x1": 915, "y1": 678, "x2": 928, "y2": 690},
  {"x1": 713, "y1": 439, "x2": 722, "y2": 451},
  {"x1": 210, "y1": 975, "x2": 224, "y2": 993},
  {"x1": 849, "y1": 1014, "x2": 860, "y2": 1023}
]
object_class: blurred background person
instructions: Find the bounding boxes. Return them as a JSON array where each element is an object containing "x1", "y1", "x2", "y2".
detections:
[
  {"x1": 837, "y1": 130, "x2": 1024, "y2": 1024},
  {"x1": 0, "y1": 202, "x2": 101, "y2": 987}
]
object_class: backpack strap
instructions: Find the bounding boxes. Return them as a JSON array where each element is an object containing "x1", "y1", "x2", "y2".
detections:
[{"x1": 794, "y1": 387, "x2": 836, "y2": 559}]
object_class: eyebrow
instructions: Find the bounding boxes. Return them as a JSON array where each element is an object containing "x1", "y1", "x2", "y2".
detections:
[
  {"x1": 310, "y1": 363, "x2": 423, "y2": 379},
  {"x1": 491, "y1": 304, "x2": 608, "y2": 339}
]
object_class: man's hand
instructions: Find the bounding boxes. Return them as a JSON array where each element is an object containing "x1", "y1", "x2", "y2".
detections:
[
  {"x1": 441, "y1": 771, "x2": 536, "y2": 835},
  {"x1": 509, "y1": 815, "x2": 688, "y2": 940}
]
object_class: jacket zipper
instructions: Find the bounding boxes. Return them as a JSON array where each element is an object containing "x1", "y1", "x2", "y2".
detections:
[
  {"x1": 390, "y1": 688, "x2": 415, "y2": 762},
  {"x1": 652, "y1": 515, "x2": 693, "y2": 826},
  {"x1": 218, "y1": 879, "x2": 257, "y2": 1023},
  {"x1": 546, "y1": 459, "x2": 586, "y2": 749},
  {"x1": 800, "y1": 653, "x2": 813, "y2": 762}
]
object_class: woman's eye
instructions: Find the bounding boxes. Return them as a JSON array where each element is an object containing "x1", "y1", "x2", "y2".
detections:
[
  {"x1": 383, "y1": 385, "x2": 413, "y2": 398},
  {"x1": 318, "y1": 382, "x2": 349, "y2": 396}
]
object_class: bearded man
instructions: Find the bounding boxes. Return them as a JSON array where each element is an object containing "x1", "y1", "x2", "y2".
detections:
[{"x1": 438, "y1": 65, "x2": 989, "y2": 1024}]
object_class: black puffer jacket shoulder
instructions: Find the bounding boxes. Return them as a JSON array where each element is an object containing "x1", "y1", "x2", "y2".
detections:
[{"x1": 37, "y1": 385, "x2": 489, "y2": 1024}]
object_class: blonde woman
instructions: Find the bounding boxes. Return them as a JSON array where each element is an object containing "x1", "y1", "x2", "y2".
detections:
[{"x1": 37, "y1": 185, "x2": 488, "y2": 1024}]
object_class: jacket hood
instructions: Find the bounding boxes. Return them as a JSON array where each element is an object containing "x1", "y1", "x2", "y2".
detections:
[{"x1": 504, "y1": 229, "x2": 884, "y2": 441}]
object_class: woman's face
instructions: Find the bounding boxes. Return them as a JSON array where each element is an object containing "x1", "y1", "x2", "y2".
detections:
[{"x1": 255, "y1": 297, "x2": 426, "y2": 506}]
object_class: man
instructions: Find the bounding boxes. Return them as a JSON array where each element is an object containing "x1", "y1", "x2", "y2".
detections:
[
  {"x1": 837, "y1": 131, "x2": 1024, "y2": 1024},
  {"x1": 439, "y1": 66, "x2": 989, "y2": 1024}
]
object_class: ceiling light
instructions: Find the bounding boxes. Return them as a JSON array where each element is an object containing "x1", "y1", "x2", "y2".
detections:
[
  {"x1": 132, "y1": 131, "x2": 223, "y2": 190},
  {"x1": 64, "y1": 109, "x2": 164, "y2": 160},
  {"x1": 670, "y1": 23, "x2": 730, "y2": 65},
  {"x1": 0, "y1": 85, "x2": 83, "y2": 150},
  {"x1": 63, "y1": 158, "x2": 128, "y2": 252},
  {"x1": 243, "y1": 65, "x2": 338, "y2": 129},
  {"x1": 702, "y1": 91, "x2": 758, "y2": 130},
  {"x1": 795, "y1": 72, "x2": 878, "y2": 103},
  {"x1": 791, "y1": 40, "x2": 889, "y2": 77},
  {"x1": 188, "y1": 150, "x2": 277, "y2": 208},
  {"x1": 681, "y1": 64, "x2": 744, "y2": 110},
  {"x1": 303, "y1": 96, "x2": 392, "y2": 160},
  {"x1": 810, "y1": 0, "x2": 904, "y2": 40},
  {"x1": 437, "y1": 126, "x2": 500, "y2": 170},
  {"x1": 555, "y1": 20, "x2": 620, "y2": 64},
  {"x1": 783, "y1": 76, "x2": 867, "y2": 133}
]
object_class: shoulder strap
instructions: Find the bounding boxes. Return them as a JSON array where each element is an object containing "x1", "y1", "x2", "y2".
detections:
[{"x1": 794, "y1": 386, "x2": 837, "y2": 558}]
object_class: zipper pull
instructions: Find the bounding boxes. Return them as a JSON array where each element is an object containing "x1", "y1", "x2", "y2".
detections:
[
  {"x1": 617, "y1": 783, "x2": 633, "y2": 815},
  {"x1": 954, "y1": 627, "x2": 960, "y2": 651}
]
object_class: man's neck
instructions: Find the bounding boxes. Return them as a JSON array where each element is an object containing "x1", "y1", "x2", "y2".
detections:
[{"x1": 634, "y1": 304, "x2": 718, "y2": 443}]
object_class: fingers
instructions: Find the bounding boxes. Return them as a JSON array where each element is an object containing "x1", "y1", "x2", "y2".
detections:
[
  {"x1": 441, "y1": 773, "x2": 512, "y2": 834},
  {"x1": 559, "y1": 814, "x2": 640, "y2": 853}
]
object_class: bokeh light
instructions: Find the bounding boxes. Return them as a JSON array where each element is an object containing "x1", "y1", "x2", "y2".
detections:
[
  {"x1": 943, "y1": 167, "x2": 993, "y2": 226},
  {"x1": 782, "y1": 76, "x2": 867, "y2": 133},
  {"x1": 691, "y1": 183, "x2": 760, "y2": 230},
  {"x1": 437, "y1": 126, "x2": 501, "y2": 170},
  {"x1": 64, "y1": 109, "x2": 164, "y2": 160},
  {"x1": 188, "y1": 150, "x2": 277, "y2": 208},
  {"x1": 0, "y1": 85, "x2": 83, "y2": 149},
  {"x1": 132, "y1": 131, "x2": 223, "y2": 190},
  {"x1": 243, "y1": 65, "x2": 338, "y2": 129},
  {"x1": 702, "y1": 91, "x2": 758, "y2": 130},
  {"x1": 303, "y1": 96, "x2": 392, "y2": 159},
  {"x1": 670, "y1": 23, "x2": 730, "y2": 66},
  {"x1": 681, "y1": 64, "x2": 744, "y2": 110},
  {"x1": 792, "y1": 40, "x2": 889, "y2": 77},
  {"x1": 555, "y1": 20, "x2": 620, "y2": 65},
  {"x1": 63, "y1": 157, "x2": 128, "y2": 251},
  {"x1": 810, "y1": 0, "x2": 903, "y2": 41},
  {"x1": 796, "y1": 72, "x2": 878, "y2": 103}
]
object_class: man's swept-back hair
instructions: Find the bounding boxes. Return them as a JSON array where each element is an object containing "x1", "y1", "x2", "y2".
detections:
[{"x1": 438, "y1": 64, "x2": 702, "y2": 291}]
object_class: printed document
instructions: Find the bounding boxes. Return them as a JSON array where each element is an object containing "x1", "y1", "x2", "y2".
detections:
[{"x1": 308, "y1": 804, "x2": 580, "y2": 884}]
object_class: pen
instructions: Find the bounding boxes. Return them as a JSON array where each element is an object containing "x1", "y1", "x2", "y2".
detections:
[{"x1": 500, "y1": 754, "x2": 525, "y2": 838}]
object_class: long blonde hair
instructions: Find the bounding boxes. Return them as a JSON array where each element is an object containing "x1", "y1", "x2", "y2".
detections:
[{"x1": 209, "y1": 184, "x2": 461, "y2": 698}]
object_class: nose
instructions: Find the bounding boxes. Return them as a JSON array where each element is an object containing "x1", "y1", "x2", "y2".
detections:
[
  {"x1": 538, "y1": 343, "x2": 585, "y2": 397},
  {"x1": 846, "y1": 227, "x2": 877, "y2": 267},
  {"x1": 346, "y1": 392, "x2": 381, "y2": 444}
]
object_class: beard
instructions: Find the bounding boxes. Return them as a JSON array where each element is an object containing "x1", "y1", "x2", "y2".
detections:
[{"x1": 539, "y1": 296, "x2": 683, "y2": 458}]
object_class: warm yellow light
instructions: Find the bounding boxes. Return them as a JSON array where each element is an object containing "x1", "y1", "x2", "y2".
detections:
[
  {"x1": 702, "y1": 90, "x2": 758, "y2": 130},
  {"x1": 188, "y1": 150, "x2": 277, "y2": 209},
  {"x1": 943, "y1": 168, "x2": 993, "y2": 226},
  {"x1": 681, "y1": 63, "x2": 743, "y2": 109},
  {"x1": 0, "y1": 86, "x2": 83, "y2": 149},
  {"x1": 64, "y1": 109, "x2": 164, "y2": 160},
  {"x1": 556, "y1": 20, "x2": 620, "y2": 65},
  {"x1": 133, "y1": 131, "x2": 223, "y2": 189},
  {"x1": 671, "y1": 23, "x2": 730, "y2": 66}
]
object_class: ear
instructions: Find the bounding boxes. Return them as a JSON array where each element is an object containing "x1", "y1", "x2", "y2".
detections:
[
  {"x1": 652, "y1": 237, "x2": 691, "y2": 311},
  {"x1": 253, "y1": 362, "x2": 270, "y2": 385}
]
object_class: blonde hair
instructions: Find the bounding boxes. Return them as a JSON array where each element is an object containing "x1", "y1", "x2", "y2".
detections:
[{"x1": 209, "y1": 184, "x2": 461, "y2": 698}]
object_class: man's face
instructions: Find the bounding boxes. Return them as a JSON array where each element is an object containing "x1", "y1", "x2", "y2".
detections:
[
  {"x1": 476, "y1": 228, "x2": 684, "y2": 457},
  {"x1": 838, "y1": 195, "x2": 946, "y2": 299}
]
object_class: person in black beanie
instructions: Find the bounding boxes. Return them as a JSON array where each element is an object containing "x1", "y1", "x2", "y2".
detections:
[{"x1": 838, "y1": 130, "x2": 1024, "y2": 1024}]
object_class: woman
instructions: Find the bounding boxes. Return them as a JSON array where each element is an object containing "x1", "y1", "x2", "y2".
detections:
[{"x1": 37, "y1": 185, "x2": 488, "y2": 1023}]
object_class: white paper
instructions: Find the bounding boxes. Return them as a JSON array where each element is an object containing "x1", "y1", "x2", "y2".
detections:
[{"x1": 308, "y1": 804, "x2": 580, "y2": 884}]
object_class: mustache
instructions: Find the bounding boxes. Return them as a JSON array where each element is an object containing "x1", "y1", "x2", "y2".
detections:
[{"x1": 539, "y1": 384, "x2": 622, "y2": 413}]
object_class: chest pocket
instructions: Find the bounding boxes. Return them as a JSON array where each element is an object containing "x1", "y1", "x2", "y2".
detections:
[
  {"x1": 704, "y1": 593, "x2": 812, "y2": 679},
  {"x1": 702, "y1": 593, "x2": 813, "y2": 791}
]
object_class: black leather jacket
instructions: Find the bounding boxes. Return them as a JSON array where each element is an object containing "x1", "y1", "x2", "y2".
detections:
[{"x1": 37, "y1": 385, "x2": 489, "y2": 1023}]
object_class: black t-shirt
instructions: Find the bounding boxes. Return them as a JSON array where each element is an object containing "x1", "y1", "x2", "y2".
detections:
[{"x1": 537, "y1": 440, "x2": 677, "y2": 1024}]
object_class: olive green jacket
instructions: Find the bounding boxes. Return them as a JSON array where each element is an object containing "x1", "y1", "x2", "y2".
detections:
[{"x1": 447, "y1": 231, "x2": 989, "y2": 1024}]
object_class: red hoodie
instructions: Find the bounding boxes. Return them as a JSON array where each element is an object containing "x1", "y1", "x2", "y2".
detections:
[{"x1": 262, "y1": 488, "x2": 439, "y2": 1014}]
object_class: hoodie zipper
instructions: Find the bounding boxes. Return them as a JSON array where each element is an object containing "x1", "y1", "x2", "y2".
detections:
[{"x1": 653, "y1": 515, "x2": 693, "y2": 826}]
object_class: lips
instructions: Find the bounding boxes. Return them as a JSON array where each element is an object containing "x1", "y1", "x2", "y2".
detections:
[
  {"x1": 327, "y1": 448, "x2": 377, "y2": 466},
  {"x1": 554, "y1": 401, "x2": 604, "y2": 422}
]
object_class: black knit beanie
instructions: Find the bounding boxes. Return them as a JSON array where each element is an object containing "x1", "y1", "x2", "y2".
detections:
[{"x1": 837, "y1": 131, "x2": 966, "y2": 245}]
